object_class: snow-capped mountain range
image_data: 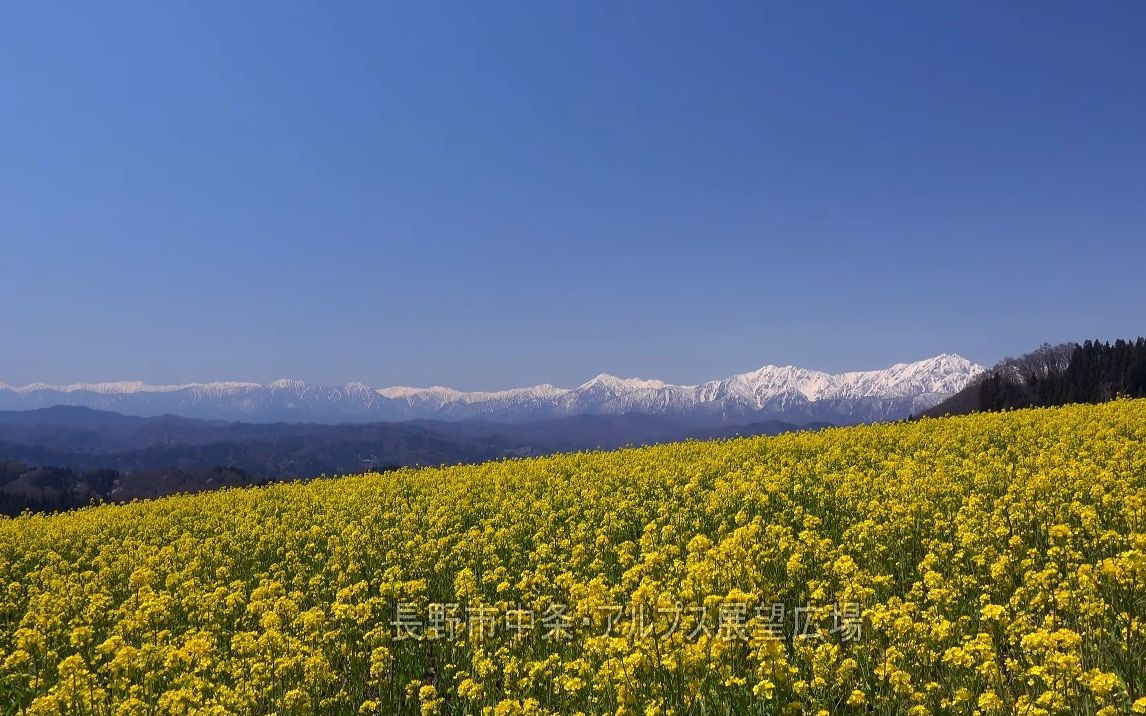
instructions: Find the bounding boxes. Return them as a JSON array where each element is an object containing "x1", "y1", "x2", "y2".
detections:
[{"x1": 0, "y1": 354, "x2": 983, "y2": 425}]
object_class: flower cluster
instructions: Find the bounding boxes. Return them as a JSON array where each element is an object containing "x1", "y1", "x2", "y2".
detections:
[{"x1": 0, "y1": 399, "x2": 1144, "y2": 715}]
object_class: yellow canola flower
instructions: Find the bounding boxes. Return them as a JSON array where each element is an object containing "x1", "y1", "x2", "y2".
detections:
[{"x1": 0, "y1": 399, "x2": 1142, "y2": 715}]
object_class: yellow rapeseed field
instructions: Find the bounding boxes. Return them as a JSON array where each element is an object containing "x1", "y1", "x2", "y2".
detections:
[{"x1": 1, "y1": 400, "x2": 1144, "y2": 715}]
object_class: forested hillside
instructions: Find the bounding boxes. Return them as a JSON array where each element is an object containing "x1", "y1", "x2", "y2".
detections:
[{"x1": 925, "y1": 338, "x2": 1146, "y2": 416}]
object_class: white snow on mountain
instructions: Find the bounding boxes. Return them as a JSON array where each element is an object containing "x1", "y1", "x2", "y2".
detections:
[
  {"x1": 0, "y1": 354, "x2": 984, "y2": 424},
  {"x1": 377, "y1": 385, "x2": 465, "y2": 400},
  {"x1": 7, "y1": 381, "x2": 263, "y2": 395},
  {"x1": 577, "y1": 374, "x2": 672, "y2": 392}
]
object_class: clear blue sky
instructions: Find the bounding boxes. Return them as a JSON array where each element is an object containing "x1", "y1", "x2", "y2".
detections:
[{"x1": 2, "y1": 1, "x2": 1143, "y2": 390}]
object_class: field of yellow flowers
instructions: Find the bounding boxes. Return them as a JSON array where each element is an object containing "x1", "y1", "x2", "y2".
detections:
[{"x1": 1, "y1": 400, "x2": 1144, "y2": 715}]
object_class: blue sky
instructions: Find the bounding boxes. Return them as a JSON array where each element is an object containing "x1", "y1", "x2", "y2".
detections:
[{"x1": 2, "y1": 1, "x2": 1143, "y2": 390}]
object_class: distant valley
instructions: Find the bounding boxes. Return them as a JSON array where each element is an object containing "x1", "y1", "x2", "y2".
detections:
[{"x1": 0, "y1": 406, "x2": 826, "y2": 513}]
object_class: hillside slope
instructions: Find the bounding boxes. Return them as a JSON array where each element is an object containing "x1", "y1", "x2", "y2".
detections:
[{"x1": 2, "y1": 400, "x2": 1143, "y2": 714}]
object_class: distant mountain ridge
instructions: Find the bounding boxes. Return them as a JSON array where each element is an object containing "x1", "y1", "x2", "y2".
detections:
[{"x1": 0, "y1": 354, "x2": 984, "y2": 424}]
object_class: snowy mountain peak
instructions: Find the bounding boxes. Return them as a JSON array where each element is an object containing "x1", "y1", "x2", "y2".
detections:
[
  {"x1": 577, "y1": 374, "x2": 669, "y2": 392},
  {"x1": 377, "y1": 385, "x2": 464, "y2": 400},
  {"x1": 376, "y1": 386, "x2": 423, "y2": 399}
]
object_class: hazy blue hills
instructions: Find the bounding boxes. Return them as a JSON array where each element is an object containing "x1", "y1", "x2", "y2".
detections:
[{"x1": 0, "y1": 406, "x2": 827, "y2": 513}]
